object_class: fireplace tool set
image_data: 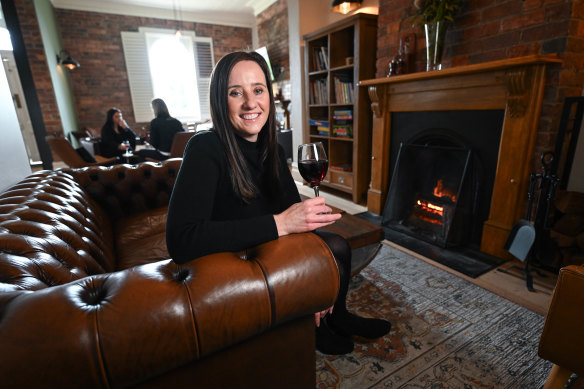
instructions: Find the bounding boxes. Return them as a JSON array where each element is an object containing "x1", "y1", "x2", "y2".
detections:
[
  {"x1": 501, "y1": 96, "x2": 584, "y2": 291},
  {"x1": 501, "y1": 152, "x2": 559, "y2": 291}
]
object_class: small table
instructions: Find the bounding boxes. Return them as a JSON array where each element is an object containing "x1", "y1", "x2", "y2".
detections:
[
  {"x1": 122, "y1": 151, "x2": 134, "y2": 164},
  {"x1": 301, "y1": 195, "x2": 384, "y2": 275},
  {"x1": 318, "y1": 212, "x2": 384, "y2": 275}
]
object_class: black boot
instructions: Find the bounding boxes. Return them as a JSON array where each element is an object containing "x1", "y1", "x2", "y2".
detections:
[
  {"x1": 328, "y1": 311, "x2": 391, "y2": 339},
  {"x1": 315, "y1": 321, "x2": 354, "y2": 355}
]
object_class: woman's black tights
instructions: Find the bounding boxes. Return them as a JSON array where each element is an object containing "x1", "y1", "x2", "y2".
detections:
[
  {"x1": 313, "y1": 230, "x2": 351, "y2": 316},
  {"x1": 313, "y1": 230, "x2": 391, "y2": 341}
]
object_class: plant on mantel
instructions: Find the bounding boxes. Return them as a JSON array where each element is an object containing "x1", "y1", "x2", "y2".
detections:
[
  {"x1": 412, "y1": 0, "x2": 465, "y2": 25},
  {"x1": 412, "y1": 0, "x2": 466, "y2": 71}
]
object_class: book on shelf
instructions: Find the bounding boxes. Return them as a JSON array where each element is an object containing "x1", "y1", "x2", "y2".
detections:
[
  {"x1": 309, "y1": 78, "x2": 328, "y2": 104},
  {"x1": 309, "y1": 119, "x2": 330, "y2": 136},
  {"x1": 332, "y1": 76, "x2": 354, "y2": 104},
  {"x1": 309, "y1": 119, "x2": 329, "y2": 127},
  {"x1": 333, "y1": 109, "x2": 353, "y2": 120},
  {"x1": 316, "y1": 126, "x2": 330, "y2": 136},
  {"x1": 332, "y1": 124, "x2": 353, "y2": 138},
  {"x1": 312, "y1": 47, "x2": 328, "y2": 71},
  {"x1": 320, "y1": 47, "x2": 328, "y2": 69}
]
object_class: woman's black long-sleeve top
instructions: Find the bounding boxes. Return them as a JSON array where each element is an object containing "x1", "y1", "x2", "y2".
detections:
[
  {"x1": 149, "y1": 115, "x2": 184, "y2": 153},
  {"x1": 166, "y1": 130, "x2": 301, "y2": 264},
  {"x1": 99, "y1": 125, "x2": 137, "y2": 158}
]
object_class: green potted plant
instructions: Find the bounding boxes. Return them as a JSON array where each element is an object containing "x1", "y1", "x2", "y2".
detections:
[{"x1": 413, "y1": 0, "x2": 465, "y2": 71}]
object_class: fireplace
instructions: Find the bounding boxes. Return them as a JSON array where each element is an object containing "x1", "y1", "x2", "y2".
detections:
[
  {"x1": 382, "y1": 110, "x2": 504, "y2": 251},
  {"x1": 360, "y1": 55, "x2": 562, "y2": 259}
]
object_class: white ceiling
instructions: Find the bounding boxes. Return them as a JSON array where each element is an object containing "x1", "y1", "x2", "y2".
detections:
[{"x1": 50, "y1": 0, "x2": 278, "y2": 28}]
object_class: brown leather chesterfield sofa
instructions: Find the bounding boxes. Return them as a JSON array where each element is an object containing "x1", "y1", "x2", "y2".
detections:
[
  {"x1": 0, "y1": 159, "x2": 339, "y2": 388},
  {"x1": 538, "y1": 265, "x2": 584, "y2": 388}
]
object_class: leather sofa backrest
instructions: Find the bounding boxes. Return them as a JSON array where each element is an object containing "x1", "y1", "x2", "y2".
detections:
[
  {"x1": 0, "y1": 160, "x2": 182, "y2": 291},
  {"x1": 67, "y1": 159, "x2": 181, "y2": 220},
  {"x1": 0, "y1": 170, "x2": 116, "y2": 291}
]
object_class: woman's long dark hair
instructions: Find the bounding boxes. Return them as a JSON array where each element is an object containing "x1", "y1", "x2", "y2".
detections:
[
  {"x1": 102, "y1": 107, "x2": 121, "y2": 131},
  {"x1": 209, "y1": 51, "x2": 279, "y2": 203},
  {"x1": 151, "y1": 98, "x2": 170, "y2": 118}
]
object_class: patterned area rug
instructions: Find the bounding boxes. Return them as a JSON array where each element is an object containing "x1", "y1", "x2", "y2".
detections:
[{"x1": 316, "y1": 243, "x2": 552, "y2": 388}]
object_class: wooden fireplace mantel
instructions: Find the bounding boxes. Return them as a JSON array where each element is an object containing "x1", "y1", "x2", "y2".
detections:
[{"x1": 360, "y1": 54, "x2": 562, "y2": 259}]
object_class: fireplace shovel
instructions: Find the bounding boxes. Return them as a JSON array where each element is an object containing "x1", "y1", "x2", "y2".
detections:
[{"x1": 504, "y1": 172, "x2": 538, "y2": 262}]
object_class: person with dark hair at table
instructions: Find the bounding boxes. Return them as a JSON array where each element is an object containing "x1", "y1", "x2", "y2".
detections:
[
  {"x1": 99, "y1": 107, "x2": 136, "y2": 159},
  {"x1": 137, "y1": 98, "x2": 184, "y2": 161},
  {"x1": 166, "y1": 51, "x2": 391, "y2": 355}
]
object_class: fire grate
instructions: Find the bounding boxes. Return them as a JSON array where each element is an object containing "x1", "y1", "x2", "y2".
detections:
[{"x1": 382, "y1": 143, "x2": 472, "y2": 248}]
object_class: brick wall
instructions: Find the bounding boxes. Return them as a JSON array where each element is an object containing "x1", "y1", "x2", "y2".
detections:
[
  {"x1": 257, "y1": 0, "x2": 290, "y2": 82},
  {"x1": 376, "y1": 0, "x2": 583, "y2": 167},
  {"x1": 14, "y1": 0, "x2": 61, "y2": 137},
  {"x1": 54, "y1": 9, "x2": 252, "y2": 131}
]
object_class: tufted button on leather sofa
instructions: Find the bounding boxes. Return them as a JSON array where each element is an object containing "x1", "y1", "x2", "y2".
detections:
[{"x1": 0, "y1": 159, "x2": 340, "y2": 388}]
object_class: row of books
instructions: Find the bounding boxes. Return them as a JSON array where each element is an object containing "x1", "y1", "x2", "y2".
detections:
[
  {"x1": 333, "y1": 109, "x2": 353, "y2": 120},
  {"x1": 332, "y1": 109, "x2": 352, "y2": 138},
  {"x1": 312, "y1": 46, "x2": 328, "y2": 71},
  {"x1": 308, "y1": 118, "x2": 353, "y2": 138},
  {"x1": 309, "y1": 79, "x2": 328, "y2": 105},
  {"x1": 309, "y1": 119, "x2": 330, "y2": 136},
  {"x1": 333, "y1": 76, "x2": 354, "y2": 104}
]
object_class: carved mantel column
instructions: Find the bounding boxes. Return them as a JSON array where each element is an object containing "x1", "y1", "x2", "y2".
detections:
[
  {"x1": 367, "y1": 85, "x2": 391, "y2": 214},
  {"x1": 359, "y1": 55, "x2": 562, "y2": 259}
]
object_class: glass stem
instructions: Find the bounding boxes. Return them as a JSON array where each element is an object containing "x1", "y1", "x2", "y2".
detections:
[{"x1": 313, "y1": 186, "x2": 320, "y2": 197}]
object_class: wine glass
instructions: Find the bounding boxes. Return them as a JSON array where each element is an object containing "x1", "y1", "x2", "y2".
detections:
[
  {"x1": 122, "y1": 140, "x2": 132, "y2": 155},
  {"x1": 298, "y1": 142, "x2": 328, "y2": 197}
]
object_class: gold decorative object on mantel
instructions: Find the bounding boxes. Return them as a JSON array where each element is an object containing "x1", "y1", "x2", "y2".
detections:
[{"x1": 359, "y1": 54, "x2": 562, "y2": 260}]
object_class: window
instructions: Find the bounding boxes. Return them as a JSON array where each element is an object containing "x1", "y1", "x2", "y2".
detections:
[
  {"x1": 0, "y1": 27, "x2": 12, "y2": 51},
  {"x1": 121, "y1": 28, "x2": 213, "y2": 123}
]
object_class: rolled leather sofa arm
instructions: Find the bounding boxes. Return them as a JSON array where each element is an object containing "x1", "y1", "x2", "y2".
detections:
[
  {"x1": 538, "y1": 265, "x2": 584, "y2": 377},
  {"x1": 0, "y1": 233, "x2": 339, "y2": 388}
]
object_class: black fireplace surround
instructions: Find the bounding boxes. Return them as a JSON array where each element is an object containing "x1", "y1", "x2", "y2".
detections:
[
  {"x1": 383, "y1": 110, "x2": 505, "y2": 249},
  {"x1": 354, "y1": 109, "x2": 508, "y2": 277}
]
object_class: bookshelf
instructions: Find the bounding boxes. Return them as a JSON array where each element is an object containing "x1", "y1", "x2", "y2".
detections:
[{"x1": 303, "y1": 13, "x2": 378, "y2": 204}]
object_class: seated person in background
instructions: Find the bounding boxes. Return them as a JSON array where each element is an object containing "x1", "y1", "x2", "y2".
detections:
[
  {"x1": 99, "y1": 107, "x2": 136, "y2": 159},
  {"x1": 137, "y1": 98, "x2": 184, "y2": 161},
  {"x1": 166, "y1": 51, "x2": 391, "y2": 355}
]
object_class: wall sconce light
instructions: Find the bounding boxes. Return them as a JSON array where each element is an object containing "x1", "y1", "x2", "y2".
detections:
[
  {"x1": 56, "y1": 50, "x2": 80, "y2": 70},
  {"x1": 331, "y1": 0, "x2": 363, "y2": 14}
]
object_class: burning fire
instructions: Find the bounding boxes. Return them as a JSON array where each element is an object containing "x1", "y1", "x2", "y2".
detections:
[
  {"x1": 412, "y1": 180, "x2": 456, "y2": 226},
  {"x1": 415, "y1": 199, "x2": 444, "y2": 225},
  {"x1": 433, "y1": 179, "x2": 457, "y2": 202}
]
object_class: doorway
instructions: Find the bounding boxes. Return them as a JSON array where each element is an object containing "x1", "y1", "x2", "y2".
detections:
[{"x1": 1, "y1": 50, "x2": 41, "y2": 167}]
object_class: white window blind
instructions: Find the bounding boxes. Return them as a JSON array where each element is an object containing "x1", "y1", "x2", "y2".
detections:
[{"x1": 121, "y1": 28, "x2": 213, "y2": 123}]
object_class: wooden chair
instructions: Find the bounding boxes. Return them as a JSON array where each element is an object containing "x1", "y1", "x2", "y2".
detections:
[
  {"x1": 538, "y1": 265, "x2": 584, "y2": 388},
  {"x1": 142, "y1": 131, "x2": 196, "y2": 162},
  {"x1": 169, "y1": 131, "x2": 196, "y2": 158},
  {"x1": 46, "y1": 136, "x2": 117, "y2": 168}
]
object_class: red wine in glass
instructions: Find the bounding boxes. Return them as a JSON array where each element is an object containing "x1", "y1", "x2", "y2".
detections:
[{"x1": 298, "y1": 142, "x2": 328, "y2": 196}]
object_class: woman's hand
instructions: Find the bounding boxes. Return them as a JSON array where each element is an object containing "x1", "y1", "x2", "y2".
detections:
[
  {"x1": 315, "y1": 306, "x2": 334, "y2": 327},
  {"x1": 274, "y1": 196, "x2": 341, "y2": 236}
]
